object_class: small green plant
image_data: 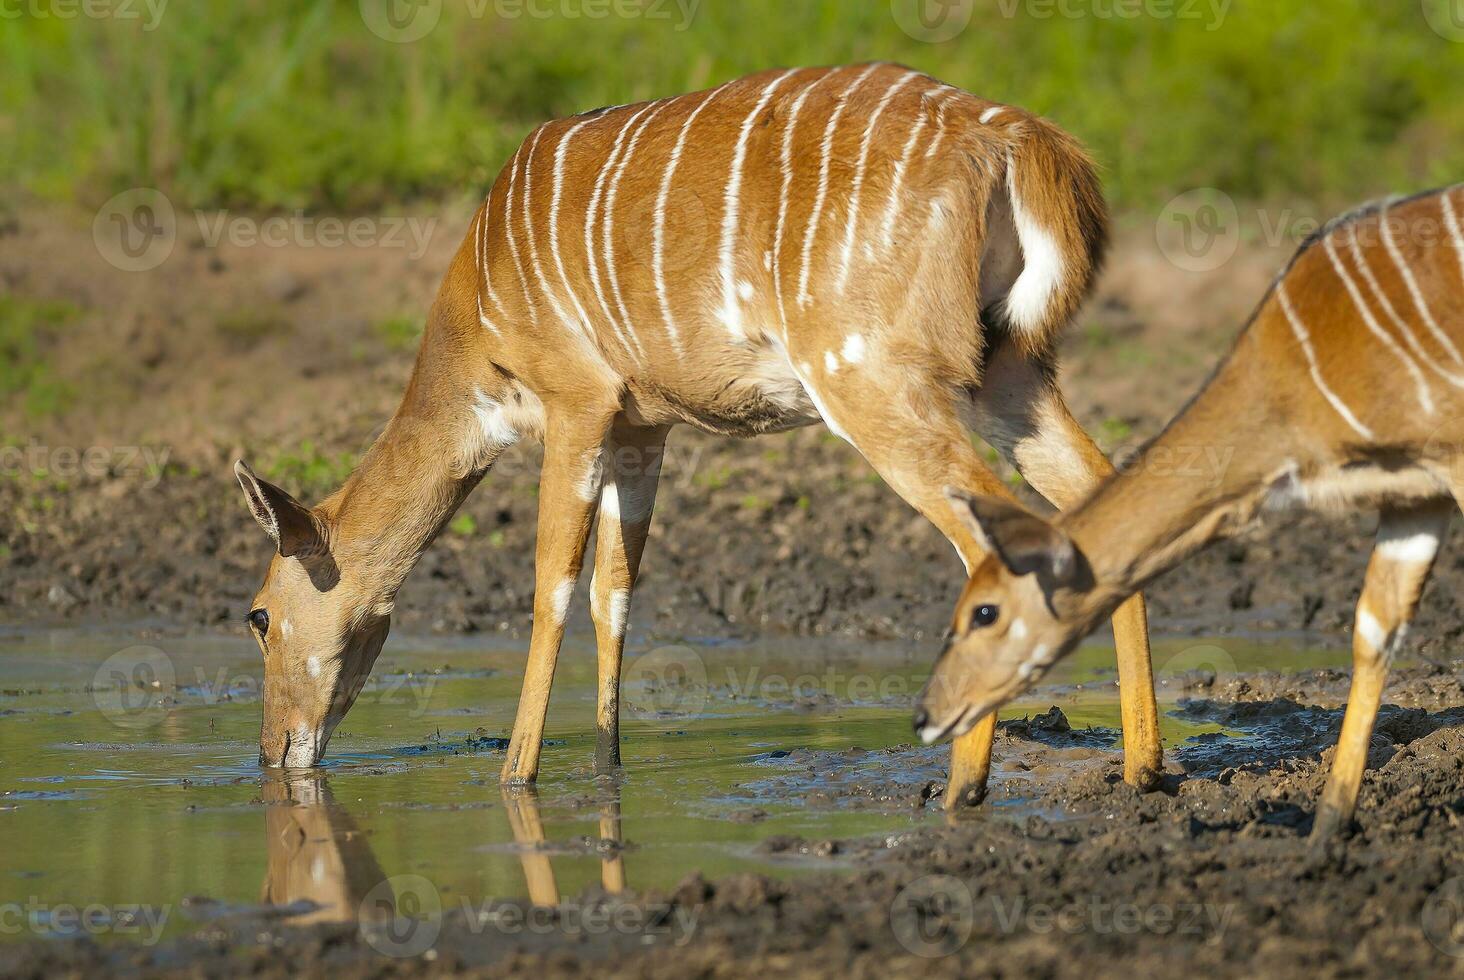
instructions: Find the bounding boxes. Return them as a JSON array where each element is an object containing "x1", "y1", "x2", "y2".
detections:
[
  {"x1": 448, "y1": 513, "x2": 477, "y2": 537},
  {"x1": 262, "y1": 440, "x2": 356, "y2": 500},
  {"x1": 0, "y1": 296, "x2": 78, "y2": 418},
  {"x1": 375, "y1": 315, "x2": 421, "y2": 352}
]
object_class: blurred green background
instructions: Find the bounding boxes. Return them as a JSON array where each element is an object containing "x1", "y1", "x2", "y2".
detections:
[{"x1": 2, "y1": 0, "x2": 1462, "y2": 213}]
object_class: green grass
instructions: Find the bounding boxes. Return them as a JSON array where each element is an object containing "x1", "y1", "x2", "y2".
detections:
[
  {"x1": 0, "y1": 296, "x2": 78, "y2": 417},
  {"x1": 261, "y1": 439, "x2": 357, "y2": 501},
  {"x1": 2, "y1": 1, "x2": 1461, "y2": 214},
  {"x1": 374, "y1": 314, "x2": 423, "y2": 352}
]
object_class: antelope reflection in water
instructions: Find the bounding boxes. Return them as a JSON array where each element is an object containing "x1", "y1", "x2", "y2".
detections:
[{"x1": 259, "y1": 773, "x2": 628, "y2": 921}]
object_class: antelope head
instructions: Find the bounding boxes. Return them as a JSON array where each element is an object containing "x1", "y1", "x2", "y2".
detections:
[
  {"x1": 915, "y1": 489, "x2": 1098, "y2": 743},
  {"x1": 235, "y1": 460, "x2": 390, "y2": 768}
]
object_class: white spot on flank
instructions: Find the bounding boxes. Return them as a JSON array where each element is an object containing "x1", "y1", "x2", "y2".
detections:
[
  {"x1": 655, "y1": 83, "x2": 731, "y2": 354},
  {"x1": 1378, "y1": 531, "x2": 1440, "y2": 564},
  {"x1": 720, "y1": 70, "x2": 798, "y2": 337},
  {"x1": 841, "y1": 334, "x2": 866, "y2": 364},
  {"x1": 1002, "y1": 150, "x2": 1066, "y2": 334},
  {"x1": 1356, "y1": 608, "x2": 1387, "y2": 653},
  {"x1": 824, "y1": 350, "x2": 840, "y2": 372},
  {"x1": 549, "y1": 579, "x2": 576, "y2": 625},
  {"x1": 306, "y1": 655, "x2": 321, "y2": 679},
  {"x1": 737, "y1": 279, "x2": 755, "y2": 301},
  {"x1": 980, "y1": 106, "x2": 1004, "y2": 124},
  {"x1": 1276, "y1": 282, "x2": 1375, "y2": 441},
  {"x1": 798, "y1": 63, "x2": 879, "y2": 308},
  {"x1": 763, "y1": 250, "x2": 773, "y2": 271},
  {"x1": 835, "y1": 70, "x2": 918, "y2": 293},
  {"x1": 1323, "y1": 233, "x2": 1434, "y2": 414}
]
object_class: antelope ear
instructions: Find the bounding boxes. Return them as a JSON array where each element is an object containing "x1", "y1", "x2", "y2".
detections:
[
  {"x1": 234, "y1": 460, "x2": 325, "y2": 558},
  {"x1": 943, "y1": 487, "x2": 1081, "y2": 584}
]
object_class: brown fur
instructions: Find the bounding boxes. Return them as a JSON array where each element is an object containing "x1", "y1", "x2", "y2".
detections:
[
  {"x1": 236, "y1": 64, "x2": 1159, "y2": 806},
  {"x1": 926, "y1": 184, "x2": 1464, "y2": 838}
]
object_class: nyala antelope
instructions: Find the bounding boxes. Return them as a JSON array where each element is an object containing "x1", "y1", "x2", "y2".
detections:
[
  {"x1": 923, "y1": 185, "x2": 1464, "y2": 837},
  {"x1": 235, "y1": 63, "x2": 1162, "y2": 808}
]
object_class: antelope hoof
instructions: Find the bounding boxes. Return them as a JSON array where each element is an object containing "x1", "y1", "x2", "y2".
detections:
[
  {"x1": 1309, "y1": 802, "x2": 1353, "y2": 844},
  {"x1": 943, "y1": 779, "x2": 988, "y2": 812},
  {"x1": 1124, "y1": 763, "x2": 1164, "y2": 794}
]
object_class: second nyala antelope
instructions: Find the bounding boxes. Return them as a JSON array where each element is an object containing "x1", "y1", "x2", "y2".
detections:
[
  {"x1": 922, "y1": 184, "x2": 1464, "y2": 838},
  {"x1": 234, "y1": 62, "x2": 1162, "y2": 807}
]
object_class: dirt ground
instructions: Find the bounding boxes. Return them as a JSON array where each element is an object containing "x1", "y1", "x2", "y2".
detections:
[{"x1": 4, "y1": 205, "x2": 1464, "y2": 976}]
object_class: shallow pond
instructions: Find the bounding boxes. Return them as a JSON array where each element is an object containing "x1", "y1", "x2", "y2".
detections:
[{"x1": 0, "y1": 623, "x2": 1359, "y2": 942}]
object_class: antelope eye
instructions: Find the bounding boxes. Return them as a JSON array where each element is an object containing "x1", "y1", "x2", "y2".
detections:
[
  {"x1": 970, "y1": 604, "x2": 999, "y2": 629},
  {"x1": 248, "y1": 609, "x2": 270, "y2": 633}
]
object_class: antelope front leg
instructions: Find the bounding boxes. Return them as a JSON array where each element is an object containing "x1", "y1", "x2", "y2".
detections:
[
  {"x1": 589, "y1": 421, "x2": 669, "y2": 774},
  {"x1": 1312, "y1": 500, "x2": 1448, "y2": 841},
  {"x1": 792, "y1": 360, "x2": 1019, "y2": 810},
  {"x1": 970, "y1": 350, "x2": 1163, "y2": 790},
  {"x1": 501, "y1": 410, "x2": 614, "y2": 785}
]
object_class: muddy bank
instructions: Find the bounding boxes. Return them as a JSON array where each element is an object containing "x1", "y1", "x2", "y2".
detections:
[
  {"x1": 4, "y1": 665, "x2": 1463, "y2": 978},
  {"x1": 7, "y1": 436, "x2": 1464, "y2": 654}
]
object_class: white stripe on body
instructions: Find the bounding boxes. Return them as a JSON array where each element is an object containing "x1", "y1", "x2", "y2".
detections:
[
  {"x1": 1346, "y1": 225, "x2": 1464, "y2": 389},
  {"x1": 797, "y1": 63, "x2": 880, "y2": 309},
  {"x1": 1380, "y1": 201, "x2": 1464, "y2": 366},
  {"x1": 653, "y1": 82, "x2": 733, "y2": 356},
  {"x1": 1322, "y1": 232, "x2": 1434, "y2": 413},
  {"x1": 773, "y1": 69, "x2": 842, "y2": 335},
  {"x1": 549, "y1": 118, "x2": 609, "y2": 348},
  {"x1": 877, "y1": 84, "x2": 939, "y2": 249},
  {"x1": 834, "y1": 70, "x2": 919, "y2": 294},
  {"x1": 1276, "y1": 282, "x2": 1374, "y2": 441},
  {"x1": 585, "y1": 103, "x2": 658, "y2": 360},
  {"x1": 604, "y1": 101, "x2": 672, "y2": 357},
  {"x1": 502, "y1": 142, "x2": 538, "y2": 320},
  {"x1": 718, "y1": 69, "x2": 800, "y2": 337}
]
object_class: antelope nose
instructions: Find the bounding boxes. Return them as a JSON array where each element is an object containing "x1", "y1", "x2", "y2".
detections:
[{"x1": 912, "y1": 707, "x2": 929, "y2": 733}]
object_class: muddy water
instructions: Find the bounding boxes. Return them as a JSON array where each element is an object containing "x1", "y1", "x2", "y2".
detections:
[{"x1": 0, "y1": 625, "x2": 1356, "y2": 941}]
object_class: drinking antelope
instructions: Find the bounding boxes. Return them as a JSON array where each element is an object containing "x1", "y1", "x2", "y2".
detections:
[
  {"x1": 922, "y1": 185, "x2": 1464, "y2": 837},
  {"x1": 234, "y1": 63, "x2": 1162, "y2": 807}
]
